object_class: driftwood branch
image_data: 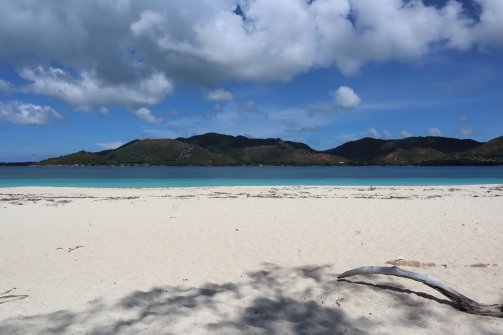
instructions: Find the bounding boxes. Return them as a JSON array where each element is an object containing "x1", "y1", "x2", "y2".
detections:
[{"x1": 338, "y1": 266, "x2": 503, "y2": 317}]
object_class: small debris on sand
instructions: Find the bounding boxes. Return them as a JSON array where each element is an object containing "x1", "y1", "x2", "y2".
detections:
[
  {"x1": 68, "y1": 245, "x2": 84, "y2": 253},
  {"x1": 467, "y1": 263, "x2": 490, "y2": 268},
  {"x1": 386, "y1": 260, "x2": 436, "y2": 268}
]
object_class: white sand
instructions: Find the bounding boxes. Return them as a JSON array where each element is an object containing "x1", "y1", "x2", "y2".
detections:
[{"x1": 0, "y1": 185, "x2": 502, "y2": 334}]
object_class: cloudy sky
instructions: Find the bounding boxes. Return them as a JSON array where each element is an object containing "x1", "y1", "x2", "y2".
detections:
[{"x1": 0, "y1": 0, "x2": 502, "y2": 161}]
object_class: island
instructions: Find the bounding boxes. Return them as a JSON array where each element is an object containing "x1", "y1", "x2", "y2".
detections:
[{"x1": 36, "y1": 133, "x2": 503, "y2": 166}]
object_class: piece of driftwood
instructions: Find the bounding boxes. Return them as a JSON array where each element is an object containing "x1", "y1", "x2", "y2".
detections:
[{"x1": 338, "y1": 266, "x2": 503, "y2": 317}]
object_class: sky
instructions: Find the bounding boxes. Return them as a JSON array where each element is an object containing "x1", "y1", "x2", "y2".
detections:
[{"x1": 0, "y1": 0, "x2": 502, "y2": 162}]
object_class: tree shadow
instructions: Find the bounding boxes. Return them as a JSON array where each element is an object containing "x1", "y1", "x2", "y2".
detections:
[
  {"x1": 0, "y1": 263, "x2": 500, "y2": 334},
  {"x1": 337, "y1": 279, "x2": 456, "y2": 308}
]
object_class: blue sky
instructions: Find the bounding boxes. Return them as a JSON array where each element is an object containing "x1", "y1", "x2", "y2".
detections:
[{"x1": 0, "y1": 0, "x2": 502, "y2": 161}]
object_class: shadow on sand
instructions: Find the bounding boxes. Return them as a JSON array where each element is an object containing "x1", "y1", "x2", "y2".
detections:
[{"x1": 0, "y1": 264, "x2": 500, "y2": 334}]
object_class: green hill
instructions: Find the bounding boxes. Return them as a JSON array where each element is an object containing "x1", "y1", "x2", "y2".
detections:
[
  {"x1": 448, "y1": 136, "x2": 503, "y2": 165},
  {"x1": 325, "y1": 136, "x2": 482, "y2": 165},
  {"x1": 39, "y1": 133, "x2": 347, "y2": 166},
  {"x1": 37, "y1": 133, "x2": 503, "y2": 166},
  {"x1": 177, "y1": 132, "x2": 339, "y2": 165}
]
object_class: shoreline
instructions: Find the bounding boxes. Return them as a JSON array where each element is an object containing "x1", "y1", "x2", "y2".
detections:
[
  {"x1": 1, "y1": 185, "x2": 502, "y2": 333},
  {"x1": 2, "y1": 183, "x2": 503, "y2": 193},
  {"x1": 2, "y1": 181, "x2": 503, "y2": 190}
]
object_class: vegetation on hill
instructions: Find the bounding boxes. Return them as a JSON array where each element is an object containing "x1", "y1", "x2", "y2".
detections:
[
  {"x1": 444, "y1": 136, "x2": 503, "y2": 165},
  {"x1": 325, "y1": 136, "x2": 483, "y2": 165},
  {"x1": 37, "y1": 133, "x2": 503, "y2": 166},
  {"x1": 38, "y1": 133, "x2": 347, "y2": 166}
]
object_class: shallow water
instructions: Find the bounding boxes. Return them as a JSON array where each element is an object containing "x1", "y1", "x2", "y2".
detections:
[{"x1": 1, "y1": 166, "x2": 503, "y2": 187}]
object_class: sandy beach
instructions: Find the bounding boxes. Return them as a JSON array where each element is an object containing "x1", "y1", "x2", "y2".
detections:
[{"x1": 1, "y1": 185, "x2": 502, "y2": 334}]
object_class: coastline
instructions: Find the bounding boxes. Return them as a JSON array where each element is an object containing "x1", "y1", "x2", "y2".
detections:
[{"x1": 1, "y1": 185, "x2": 502, "y2": 334}]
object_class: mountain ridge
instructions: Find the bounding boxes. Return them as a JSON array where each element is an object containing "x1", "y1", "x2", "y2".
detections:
[{"x1": 36, "y1": 133, "x2": 503, "y2": 166}]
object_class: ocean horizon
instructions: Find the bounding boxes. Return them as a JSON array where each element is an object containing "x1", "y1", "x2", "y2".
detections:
[{"x1": 1, "y1": 166, "x2": 503, "y2": 188}]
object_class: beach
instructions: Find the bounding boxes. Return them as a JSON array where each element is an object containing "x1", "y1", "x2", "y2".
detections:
[{"x1": 1, "y1": 185, "x2": 502, "y2": 334}]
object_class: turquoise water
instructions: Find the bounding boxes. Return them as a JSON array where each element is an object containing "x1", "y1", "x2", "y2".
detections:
[{"x1": 1, "y1": 166, "x2": 503, "y2": 187}]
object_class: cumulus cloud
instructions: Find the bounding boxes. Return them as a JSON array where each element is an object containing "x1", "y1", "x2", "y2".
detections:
[
  {"x1": 331, "y1": 86, "x2": 362, "y2": 109},
  {"x1": 19, "y1": 67, "x2": 173, "y2": 112},
  {"x1": 473, "y1": 0, "x2": 503, "y2": 47},
  {"x1": 428, "y1": 127, "x2": 443, "y2": 136},
  {"x1": 0, "y1": 101, "x2": 62, "y2": 125},
  {"x1": 0, "y1": 0, "x2": 501, "y2": 88},
  {"x1": 367, "y1": 128, "x2": 381, "y2": 139},
  {"x1": 95, "y1": 141, "x2": 125, "y2": 150},
  {"x1": 400, "y1": 130, "x2": 413, "y2": 138},
  {"x1": 133, "y1": 107, "x2": 163, "y2": 124},
  {"x1": 0, "y1": 0, "x2": 500, "y2": 123},
  {"x1": 206, "y1": 89, "x2": 234, "y2": 102}
]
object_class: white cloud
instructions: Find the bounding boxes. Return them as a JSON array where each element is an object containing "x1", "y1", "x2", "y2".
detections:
[
  {"x1": 428, "y1": 127, "x2": 443, "y2": 136},
  {"x1": 400, "y1": 130, "x2": 413, "y2": 138},
  {"x1": 0, "y1": 0, "x2": 500, "y2": 127},
  {"x1": 367, "y1": 128, "x2": 381, "y2": 139},
  {"x1": 130, "y1": 10, "x2": 166, "y2": 38},
  {"x1": 331, "y1": 86, "x2": 362, "y2": 109},
  {"x1": 457, "y1": 127, "x2": 479, "y2": 137},
  {"x1": 150, "y1": 100, "x2": 335, "y2": 144},
  {"x1": 133, "y1": 107, "x2": 163, "y2": 124},
  {"x1": 95, "y1": 141, "x2": 125, "y2": 150},
  {"x1": 206, "y1": 89, "x2": 233, "y2": 101},
  {"x1": 0, "y1": 101, "x2": 61, "y2": 125},
  {"x1": 0, "y1": 79, "x2": 11, "y2": 92},
  {"x1": 19, "y1": 67, "x2": 173, "y2": 112},
  {"x1": 454, "y1": 116, "x2": 480, "y2": 137},
  {"x1": 474, "y1": 0, "x2": 503, "y2": 47},
  {"x1": 0, "y1": 0, "x2": 500, "y2": 92}
]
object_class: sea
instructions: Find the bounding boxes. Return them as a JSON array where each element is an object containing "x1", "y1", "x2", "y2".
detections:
[{"x1": 1, "y1": 166, "x2": 503, "y2": 188}]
